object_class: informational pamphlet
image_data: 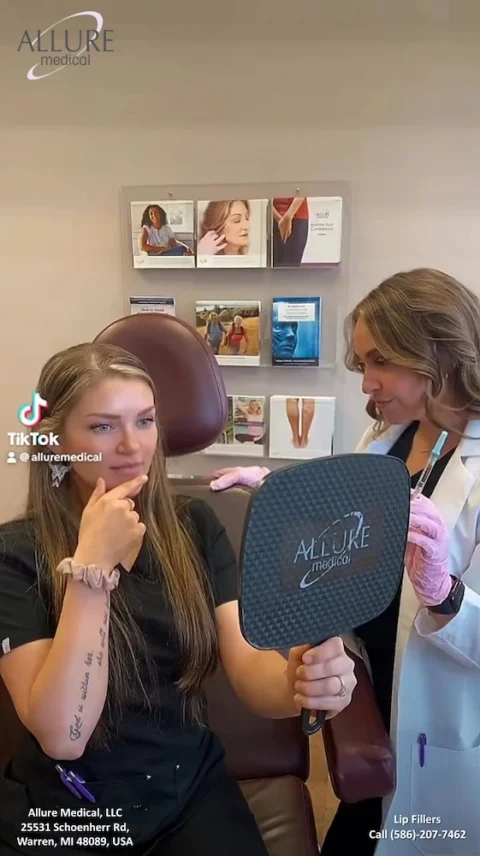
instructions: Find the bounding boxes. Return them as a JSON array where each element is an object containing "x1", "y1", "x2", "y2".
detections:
[
  {"x1": 196, "y1": 300, "x2": 261, "y2": 366},
  {"x1": 131, "y1": 200, "x2": 195, "y2": 268},
  {"x1": 204, "y1": 395, "x2": 266, "y2": 457},
  {"x1": 272, "y1": 296, "x2": 321, "y2": 366},
  {"x1": 269, "y1": 395, "x2": 335, "y2": 459},
  {"x1": 130, "y1": 297, "x2": 176, "y2": 315},
  {"x1": 272, "y1": 196, "x2": 343, "y2": 267},
  {"x1": 196, "y1": 199, "x2": 268, "y2": 268}
]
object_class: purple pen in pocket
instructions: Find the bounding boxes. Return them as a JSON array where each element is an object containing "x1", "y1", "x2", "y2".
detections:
[
  {"x1": 68, "y1": 770, "x2": 96, "y2": 803},
  {"x1": 55, "y1": 765, "x2": 96, "y2": 803},
  {"x1": 418, "y1": 733, "x2": 427, "y2": 767}
]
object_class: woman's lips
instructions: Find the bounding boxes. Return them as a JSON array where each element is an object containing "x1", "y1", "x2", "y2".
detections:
[{"x1": 111, "y1": 462, "x2": 143, "y2": 472}]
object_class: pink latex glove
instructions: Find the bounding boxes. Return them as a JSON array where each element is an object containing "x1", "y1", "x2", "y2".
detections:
[
  {"x1": 209, "y1": 466, "x2": 270, "y2": 492},
  {"x1": 405, "y1": 492, "x2": 452, "y2": 607}
]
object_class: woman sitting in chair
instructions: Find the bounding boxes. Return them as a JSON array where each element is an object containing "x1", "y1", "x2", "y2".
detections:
[{"x1": 0, "y1": 343, "x2": 356, "y2": 856}]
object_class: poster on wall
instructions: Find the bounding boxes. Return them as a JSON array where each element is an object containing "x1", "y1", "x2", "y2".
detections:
[
  {"x1": 130, "y1": 297, "x2": 176, "y2": 315},
  {"x1": 269, "y1": 395, "x2": 335, "y2": 459},
  {"x1": 204, "y1": 395, "x2": 266, "y2": 456},
  {"x1": 196, "y1": 199, "x2": 268, "y2": 268},
  {"x1": 196, "y1": 300, "x2": 261, "y2": 366},
  {"x1": 272, "y1": 296, "x2": 321, "y2": 366},
  {"x1": 130, "y1": 200, "x2": 195, "y2": 268},
  {"x1": 272, "y1": 196, "x2": 343, "y2": 267}
]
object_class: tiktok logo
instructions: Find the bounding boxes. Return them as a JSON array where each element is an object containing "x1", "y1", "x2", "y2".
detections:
[{"x1": 18, "y1": 392, "x2": 48, "y2": 427}]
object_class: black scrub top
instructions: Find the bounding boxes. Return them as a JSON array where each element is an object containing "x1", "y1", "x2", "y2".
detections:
[
  {"x1": 0, "y1": 498, "x2": 238, "y2": 853},
  {"x1": 355, "y1": 421, "x2": 454, "y2": 732}
]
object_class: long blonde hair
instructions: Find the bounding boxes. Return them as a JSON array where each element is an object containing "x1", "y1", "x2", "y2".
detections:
[
  {"x1": 344, "y1": 268, "x2": 480, "y2": 435},
  {"x1": 23, "y1": 343, "x2": 218, "y2": 746}
]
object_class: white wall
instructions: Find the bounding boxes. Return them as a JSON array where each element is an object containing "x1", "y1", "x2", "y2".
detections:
[{"x1": 1, "y1": 0, "x2": 480, "y2": 520}]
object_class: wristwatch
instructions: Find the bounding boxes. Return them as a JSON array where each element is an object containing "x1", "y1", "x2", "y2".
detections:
[{"x1": 429, "y1": 576, "x2": 465, "y2": 615}]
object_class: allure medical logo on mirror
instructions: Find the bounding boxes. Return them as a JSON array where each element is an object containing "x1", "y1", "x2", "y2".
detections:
[
  {"x1": 17, "y1": 12, "x2": 113, "y2": 81},
  {"x1": 286, "y1": 508, "x2": 383, "y2": 592}
]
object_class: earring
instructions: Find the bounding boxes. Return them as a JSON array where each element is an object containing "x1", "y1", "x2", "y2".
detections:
[{"x1": 49, "y1": 462, "x2": 70, "y2": 488}]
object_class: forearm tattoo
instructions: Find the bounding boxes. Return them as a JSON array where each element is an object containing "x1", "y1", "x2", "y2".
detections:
[{"x1": 68, "y1": 594, "x2": 111, "y2": 741}]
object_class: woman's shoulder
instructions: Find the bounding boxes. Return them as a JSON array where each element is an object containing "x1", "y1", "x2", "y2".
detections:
[
  {"x1": 355, "y1": 424, "x2": 377, "y2": 451},
  {"x1": 177, "y1": 496, "x2": 220, "y2": 532},
  {"x1": 0, "y1": 517, "x2": 37, "y2": 573},
  {"x1": 175, "y1": 497, "x2": 226, "y2": 555},
  {"x1": 175, "y1": 497, "x2": 237, "y2": 587},
  {"x1": 355, "y1": 422, "x2": 393, "y2": 451}
]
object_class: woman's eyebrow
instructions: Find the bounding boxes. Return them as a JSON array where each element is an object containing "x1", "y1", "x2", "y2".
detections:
[{"x1": 85, "y1": 406, "x2": 156, "y2": 419}]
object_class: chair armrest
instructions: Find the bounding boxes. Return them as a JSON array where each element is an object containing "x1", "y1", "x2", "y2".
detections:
[{"x1": 322, "y1": 651, "x2": 396, "y2": 803}]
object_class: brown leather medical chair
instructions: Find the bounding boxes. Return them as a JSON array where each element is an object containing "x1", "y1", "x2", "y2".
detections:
[{"x1": 94, "y1": 313, "x2": 319, "y2": 855}]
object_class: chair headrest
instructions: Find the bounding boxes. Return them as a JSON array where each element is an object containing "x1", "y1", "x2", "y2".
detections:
[{"x1": 94, "y1": 314, "x2": 228, "y2": 456}]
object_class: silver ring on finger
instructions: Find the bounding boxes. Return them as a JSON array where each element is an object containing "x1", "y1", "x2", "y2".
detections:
[{"x1": 336, "y1": 676, "x2": 347, "y2": 698}]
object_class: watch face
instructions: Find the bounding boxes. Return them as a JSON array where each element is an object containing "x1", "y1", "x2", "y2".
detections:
[{"x1": 451, "y1": 579, "x2": 465, "y2": 611}]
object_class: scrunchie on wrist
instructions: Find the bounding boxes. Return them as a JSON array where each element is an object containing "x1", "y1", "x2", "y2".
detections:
[{"x1": 56, "y1": 558, "x2": 120, "y2": 591}]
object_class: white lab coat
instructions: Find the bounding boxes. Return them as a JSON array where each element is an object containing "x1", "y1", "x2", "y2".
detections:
[{"x1": 354, "y1": 420, "x2": 480, "y2": 856}]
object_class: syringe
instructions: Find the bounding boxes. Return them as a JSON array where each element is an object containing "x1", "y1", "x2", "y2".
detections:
[{"x1": 412, "y1": 430, "x2": 449, "y2": 498}]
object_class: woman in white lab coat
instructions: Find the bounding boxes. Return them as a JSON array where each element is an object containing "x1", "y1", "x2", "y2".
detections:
[
  {"x1": 210, "y1": 267, "x2": 480, "y2": 856},
  {"x1": 337, "y1": 268, "x2": 480, "y2": 856}
]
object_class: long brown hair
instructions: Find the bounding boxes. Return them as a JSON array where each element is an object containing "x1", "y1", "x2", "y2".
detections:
[
  {"x1": 344, "y1": 268, "x2": 480, "y2": 435},
  {"x1": 200, "y1": 200, "x2": 250, "y2": 255},
  {"x1": 23, "y1": 343, "x2": 218, "y2": 747}
]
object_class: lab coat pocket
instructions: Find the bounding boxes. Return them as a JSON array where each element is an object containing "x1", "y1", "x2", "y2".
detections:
[{"x1": 410, "y1": 742, "x2": 480, "y2": 854}]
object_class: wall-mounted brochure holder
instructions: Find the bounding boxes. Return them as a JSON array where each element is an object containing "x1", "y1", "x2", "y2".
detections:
[{"x1": 120, "y1": 181, "x2": 351, "y2": 476}]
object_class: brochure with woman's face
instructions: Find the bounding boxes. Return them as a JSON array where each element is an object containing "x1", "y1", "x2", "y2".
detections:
[
  {"x1": 131, "y1": 200, "x2": 195, "y2": 268},
  {"x1": 196, "y1": 199, "x2": 268, "y2": 268},
  {"x1": 269, "y1": 395, "x2": 335, "y2": 459},
  {"x1": 196, "y1": 300, "x2": 261, "y2": 366},
  {"x1": 204, "y1": 395, "x2": 266, "y2": 457}
]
